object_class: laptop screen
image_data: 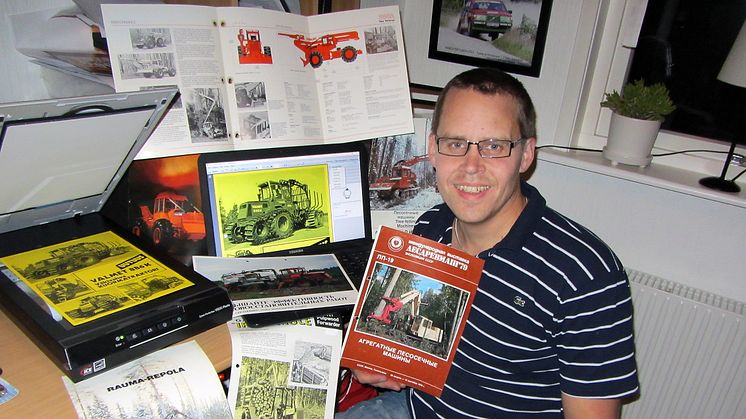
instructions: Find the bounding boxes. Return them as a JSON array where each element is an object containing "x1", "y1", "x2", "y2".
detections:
[{"x1": 199, "y1": 142, "x2": 371, "y2": 258}]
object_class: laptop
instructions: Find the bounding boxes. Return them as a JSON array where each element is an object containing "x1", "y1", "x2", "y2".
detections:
[{"x1": 198, "y1": 141, "x2": 374, "y2": 290}]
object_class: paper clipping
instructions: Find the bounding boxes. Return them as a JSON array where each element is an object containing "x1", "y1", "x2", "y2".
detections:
[
  {"x1": 193, "y1": 254, "x2": 357, "y2": 317},
  {"x1": 63, "y1": 340, "x2": 231, "y2": 419},
  {"x1": 340, "y1": 226, "x2": 484, "y2": 397},
  {"x1": 368, "y1": 118, "x2": 439, "y2": 233},
  {"x1": 226, "y1": 318, "x2": 342, "y2": 419}
]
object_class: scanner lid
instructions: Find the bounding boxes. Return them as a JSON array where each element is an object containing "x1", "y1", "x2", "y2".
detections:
[{"x1": 0, "y1": 88, "x2": 178, "y2": 234}]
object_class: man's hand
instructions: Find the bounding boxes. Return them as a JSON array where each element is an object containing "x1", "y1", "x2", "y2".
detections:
[{"x1": 350, "y1": 368, "x2": 407, "y2": 391}]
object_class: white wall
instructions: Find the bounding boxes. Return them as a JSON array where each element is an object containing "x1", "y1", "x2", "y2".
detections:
[{"x1": 530, "y1": 157, "x2": 746, "y2": 303}]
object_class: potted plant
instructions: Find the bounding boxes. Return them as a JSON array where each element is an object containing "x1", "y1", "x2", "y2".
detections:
[{"x1": 600, "y1": 79, "x2": 676, "y2": 166}]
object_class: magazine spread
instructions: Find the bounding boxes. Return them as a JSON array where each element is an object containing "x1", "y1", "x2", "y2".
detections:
[
  {"x1": 63, "y1": 340, "x2": 231, "y2": 418},
  {"x1": 192, "y1": 254, "x2": 357, "y2": 318},
  {"x1": 226, "y1": 318, "x2": 342, "y2": 419},
  {"x1": 340, "y1": 226, "x2": 484, "y2": 397},
  {"x1": 9, "y1": 6, "x2": 114, "y2": 89},
  {"x1": 101, "y1": 4, "x2": 413, "y2": 159},
  {"x1": 0, "y1": 231, "x2": 194, "y2": 326}
]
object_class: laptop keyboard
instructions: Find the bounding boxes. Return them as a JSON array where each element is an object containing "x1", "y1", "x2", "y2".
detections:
[{"x1": 336, "y1": 246, "x2": 372, "y2": 288}]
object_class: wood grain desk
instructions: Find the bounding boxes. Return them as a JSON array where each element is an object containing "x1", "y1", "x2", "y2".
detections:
[{"x1": 0, "y1": 306, "x2": 231, "y2": 418}]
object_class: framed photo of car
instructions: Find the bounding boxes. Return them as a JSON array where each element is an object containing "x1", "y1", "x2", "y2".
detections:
[
  {"x1": 427, "y1": 0, "x2": 553, "y2": 77},
  {"x1": 367, "y1": 0, "x2": 600, "y2": 150}
]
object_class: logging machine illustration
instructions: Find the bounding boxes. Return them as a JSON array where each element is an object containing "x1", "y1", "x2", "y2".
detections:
[
  {"x1": 123, "y1": 56, "x2": 176, "y2": 79},
  {"x1": 237, "y1": 29, "x2": 273, "y2": 64},
  {"x1": 368, "y1": 289, "x2": 444, "y2": 343},
  {"x1": 67, "y1": 294, "x2": 129, "y2": 319},
  {"x1": 279, "y1": 31, "x2": 363, "y2": 68},
  {"x1": 224, "y1": 179, "x2": 325, "y2": 245},
  {"x1": 221, "y1": 267, "x2": 333, "y2": 291},
  {"x1": 239, "y1": 363, "x2": 300, "y2": 419},
  {"x1": 370, "y1": 154, "x2": 429, "y2": 200},
  {"x1": 19, "y1": 241, "x2": 131, "y2": 280},
  {"x1": 132, "y1": 191, "x2": 206, "y2": 246}
]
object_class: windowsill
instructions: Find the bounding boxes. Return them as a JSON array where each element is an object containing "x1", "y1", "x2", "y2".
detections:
[{"x1": 536, "y1": 148, "x2": 746, "y2": 210}]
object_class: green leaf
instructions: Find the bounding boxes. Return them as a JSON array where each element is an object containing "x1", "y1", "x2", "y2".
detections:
[{"x1": 600, "y1": 79, "x2": 676, "y2": 121}]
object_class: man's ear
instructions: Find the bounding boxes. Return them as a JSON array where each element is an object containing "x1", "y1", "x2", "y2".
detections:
[
  {"x1": 519, "y1": 137, "x2": 536, "y2": 174},
  {"x1": 427, "y1": 133, "x2": 438, "y2": 167}
]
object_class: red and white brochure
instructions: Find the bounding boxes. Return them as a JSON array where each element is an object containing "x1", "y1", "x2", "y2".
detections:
[{"x1": 340, "y1": 226, "x2": 484, "y2": 397}]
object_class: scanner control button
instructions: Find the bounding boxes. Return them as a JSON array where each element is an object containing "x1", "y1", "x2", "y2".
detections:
[
  {"x1": 171, "y1": 315, "x2": 185, "y2": 326},
  {"x1": 141, "y1": 325, "x2": 157, "y2": 337},
  {"x1": 125, "y1": 330, "x2": 141, "y2": 342},
  {"x1": 156, "y1": 320, "x2": 171, "y2": 331}
]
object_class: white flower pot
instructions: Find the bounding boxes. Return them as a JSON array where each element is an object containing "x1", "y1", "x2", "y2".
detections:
[{"x1": 603, "y1": 113, "x2": 662, "y2": 167}]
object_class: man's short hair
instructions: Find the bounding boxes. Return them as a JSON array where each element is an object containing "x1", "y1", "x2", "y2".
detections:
[{"x1": 431, "y1": 67, "x2": 537, "y2": 140}]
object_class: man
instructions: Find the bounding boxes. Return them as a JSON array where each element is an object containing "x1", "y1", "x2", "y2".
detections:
[{"x1": 338, "y1": 67, "x2": 639, "y2": 418}]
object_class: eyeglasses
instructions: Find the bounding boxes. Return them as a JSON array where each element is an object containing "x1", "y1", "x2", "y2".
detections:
[{"x1": 435, "y1": 136, "x2": 526, "y2": 158}]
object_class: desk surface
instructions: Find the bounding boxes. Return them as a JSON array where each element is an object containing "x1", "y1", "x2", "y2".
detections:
[{"x1": 0, "y1": 306, "x2": 231, "y2": 418}]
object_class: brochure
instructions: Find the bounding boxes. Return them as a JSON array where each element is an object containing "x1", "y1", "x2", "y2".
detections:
[
  {"x1": 368, "y1": 117, "x2": 439, "y2": 233},
  {"x1": 340, "y1": 226, "x2": 484, "y2": 397},
  {"x1": 0, "y1": 231, "x2": 194, "y2": 326},
  {"x1": 101, "y1": 4, "x2": 413, "y2": 159},
  {"x1": 192, "y1": 254, "x2": 357, "y2": 318},
  {"x1": 62, "y1": 340, "x2": 231, "y2": 419},
  {"x1": 226, "y1": 318, "x2": 342, "y2": 419}
]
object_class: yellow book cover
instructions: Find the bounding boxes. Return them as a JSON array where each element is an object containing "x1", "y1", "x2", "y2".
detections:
[{"x1": 0, "y1": 231, "x2": 194, "y2": 326}]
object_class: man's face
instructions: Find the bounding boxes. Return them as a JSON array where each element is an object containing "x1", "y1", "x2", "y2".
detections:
[{"x1": 428, "y1": 87, "x2": 535, "y2": 227}]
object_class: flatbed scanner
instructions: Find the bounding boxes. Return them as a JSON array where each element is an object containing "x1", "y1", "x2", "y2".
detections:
[{"x1": 0, "y1": 89, "x2": 233, "y2": 382}]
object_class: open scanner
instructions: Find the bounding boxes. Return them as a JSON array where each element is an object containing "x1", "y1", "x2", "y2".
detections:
[{"x1": 0, "y1": 89, "x2": 233, "y2": 382}]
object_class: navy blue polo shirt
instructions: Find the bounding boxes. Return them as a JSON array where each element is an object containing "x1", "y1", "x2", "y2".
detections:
[{"x1": 408, "y1": 182, "x2": 639, "y2": 418}]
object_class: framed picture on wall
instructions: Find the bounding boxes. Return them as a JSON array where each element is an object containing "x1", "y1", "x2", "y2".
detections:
[{"x1": 427, "y1": 0, "x2": 553, "y2": 78}]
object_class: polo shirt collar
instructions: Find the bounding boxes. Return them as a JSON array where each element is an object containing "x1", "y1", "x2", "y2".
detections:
[{"x1": 437, "y1": 181, "x2": 546, "y2": 254}]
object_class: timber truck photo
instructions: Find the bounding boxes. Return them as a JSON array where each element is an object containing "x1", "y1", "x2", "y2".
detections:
[
  {"x1": 370, "y1": 154, "x2": 429, "y2": 200},
  {"x1": 19, "y1": 242, "x2": 130, "y2": 280},
  {"x1": 134, "y1": 31, "x2": 169, "y2": 49},
  {"x1": 221, "y1": 267, "x2": 333, "y2": 291},
  {"x1": 225, "y1": 179, "x2": 325, "y2": 245},
  {"x1": 67, "y1": 294, "x2": 128, "y2": 319},
  {"x1": 132, "y1": 191, "x2": 206, "y2": 246}
]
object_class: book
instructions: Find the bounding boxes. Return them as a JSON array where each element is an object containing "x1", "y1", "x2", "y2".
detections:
[
  {"x1": 340, "y1": 226, "x2": 484, "y2": 397},
  {"x1": 192, "y1": 254, "x2": 358, "y2": 320},
  {"x1": 101, "y1": 4, "x2": 413, "y2": 159},
  {"x1": 226, "y1": 317, "x2": 342, "y2": 419},
  {"x1": 62, "y1": 340, "x2": 231, "y2": 418}
]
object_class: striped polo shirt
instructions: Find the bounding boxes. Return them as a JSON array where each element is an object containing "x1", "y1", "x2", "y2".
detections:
[{"x1": 407, "y1": 182, "x2": 639, "y2": 418}]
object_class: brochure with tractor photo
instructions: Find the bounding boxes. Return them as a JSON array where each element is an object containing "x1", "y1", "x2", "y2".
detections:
[
  {"x1": 340, "y1": 226, "x2": 484, "y2": 397},
  {"x1": 0, "y1": 231, "x2": 195, "y2": 326},
  {"x1": 368, "y1": 118, "x2": 439, "y2": 233},
  {"x1": 192, "y1": 254, "x2": 357, "y2": 319},
  {"x1": 226, "y1": 317, "x2": 342, "y2": 419},
  {"x1": 101, "y1": 4, "x2": 413, "y2": 159}
]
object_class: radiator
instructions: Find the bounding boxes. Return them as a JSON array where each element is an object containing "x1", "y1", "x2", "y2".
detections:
[{"x1": 622, "y1": 269, "x2": 746, "y2": 419}]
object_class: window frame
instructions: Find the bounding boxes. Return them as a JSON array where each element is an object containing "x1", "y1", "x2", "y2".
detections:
[{"x1": 573, "y1": 0, "x2": 746, "y2": 179}]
